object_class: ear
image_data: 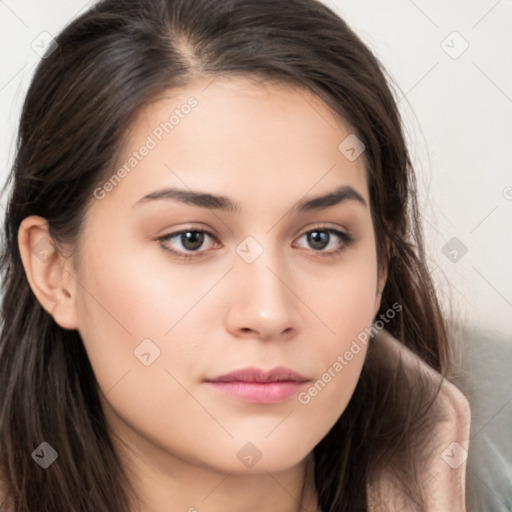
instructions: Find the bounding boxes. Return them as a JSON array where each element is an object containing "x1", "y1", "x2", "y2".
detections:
[
  {"x1": 18, "y1": 216, "x2": 79, "y2": 330},
  {"x1": 373, "y1": 256, "x2": 389, "y2": 318}
]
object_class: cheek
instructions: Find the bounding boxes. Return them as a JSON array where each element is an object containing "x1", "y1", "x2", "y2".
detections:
[
  {"x1": 304, "y1": 243, "x2": 379, "y2": 341},
  {"x1": 73, "y1": 239, "x2": 203, "y2": 392},
  {"x1": 292, "y1": 245, "x2": 378, "y2": 427},
  {"x1": 74, "y1": 228, "x2": 234, "y2": 420}
]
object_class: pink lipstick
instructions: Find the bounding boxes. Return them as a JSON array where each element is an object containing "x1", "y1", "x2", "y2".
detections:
[{"x1": 204, "y1": 366, "x2": 310, "y2": 404}]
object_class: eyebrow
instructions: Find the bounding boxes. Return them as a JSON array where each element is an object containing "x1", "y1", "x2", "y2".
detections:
[{"x1": 134, "y1": 184, "x2": 367, "y2": 213}]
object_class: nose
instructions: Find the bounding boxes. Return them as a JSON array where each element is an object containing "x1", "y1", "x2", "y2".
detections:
[{"x1": 224, "y1": 248, "x2": 301, "y2": 341}]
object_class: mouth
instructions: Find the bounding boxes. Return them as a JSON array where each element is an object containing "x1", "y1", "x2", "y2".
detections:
[{"x1": 204, "y1": 366, "x2": 310, "y2": 404}]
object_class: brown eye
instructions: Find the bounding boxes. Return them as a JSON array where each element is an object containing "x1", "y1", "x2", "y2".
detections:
[
  {"x1": 294, "y1": 228, "x2": 354, "y2": 255},
  {"x1": 178, "y1": 231, "x2": 206, "y2": 251},
  {"x1": 307, "y1": 230, "x2": 330, "y2": 250},
  {"x1": 157, "y1": 229, "x2": 218, "y2": 259}
]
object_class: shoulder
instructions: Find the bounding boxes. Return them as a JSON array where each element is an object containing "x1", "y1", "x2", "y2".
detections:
[
  {"x1": 368, "y1": 329, "x2": 471, "y2": 511},
  {"x1": 373, "y1": 329, "x2": 471, "y2": 434}
]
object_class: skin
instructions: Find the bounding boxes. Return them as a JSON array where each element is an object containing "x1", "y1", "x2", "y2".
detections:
[{"x1": 18, "y1": 76, "x2": 387, "y2": 512}]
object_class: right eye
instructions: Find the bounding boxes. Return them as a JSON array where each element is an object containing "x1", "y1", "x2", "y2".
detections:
[{"x1": 157, "y1": 228, "x2": 220, "y2": 259}]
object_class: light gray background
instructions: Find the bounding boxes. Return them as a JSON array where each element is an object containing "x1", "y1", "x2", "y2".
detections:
[{"x1": 1, "y1": 1, "x2": 511, "y2": 510}]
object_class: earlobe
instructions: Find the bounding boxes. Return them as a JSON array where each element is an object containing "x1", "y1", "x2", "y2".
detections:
[
  {"x1": 373, "y1": 288, "x2": 383, "y2": 319},
  {"x1": 373, "y1": 260, "x2": 389, "y2": 318},
  {"x1": 18, "y1": 216, "x2": 79, "y2": 330}
]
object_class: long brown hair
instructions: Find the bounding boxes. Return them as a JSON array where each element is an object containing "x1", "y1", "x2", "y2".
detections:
[{"x1": 0, "y1": 0, "x2": 453, "y2": 510}]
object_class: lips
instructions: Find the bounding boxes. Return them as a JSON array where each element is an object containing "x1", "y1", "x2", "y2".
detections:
[
  {"x1": 205, "y1": 366, "x2": 310, "y2": 384},
  {"x1": 204, "y1": 366, "x2": 310, "y2": 404}
]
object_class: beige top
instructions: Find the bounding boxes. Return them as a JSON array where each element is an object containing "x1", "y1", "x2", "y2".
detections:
[
  {"x1": 300, "y1": 328, "x2": 471, "y2": 512},
  {"x1": 364, "y1": 329, "x2": 471, "y2": 511},
  {"x1": 362, "y1": 330, "x2": 471, "y2": 512}
]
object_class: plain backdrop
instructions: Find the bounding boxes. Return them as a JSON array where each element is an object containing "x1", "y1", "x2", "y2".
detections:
[{"x1": 1, "y1": 0, "x2": 511, "y2": 340}]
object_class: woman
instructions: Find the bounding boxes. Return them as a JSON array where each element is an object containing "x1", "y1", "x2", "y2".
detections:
[{"x1": 0, "y1": 0, "x2": 470, "y2": 510}]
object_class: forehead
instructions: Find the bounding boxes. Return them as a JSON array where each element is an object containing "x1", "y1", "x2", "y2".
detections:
[{"x1": 99, "y1": 76, "x2": 369, "y2": 212}]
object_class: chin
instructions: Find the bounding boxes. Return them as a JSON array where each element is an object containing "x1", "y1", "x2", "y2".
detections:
[{"x1": 216, "y1": 439, "x2": 314, "y2": 475}]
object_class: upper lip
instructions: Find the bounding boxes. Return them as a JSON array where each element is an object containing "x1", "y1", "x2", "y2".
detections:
[{"x1": 205, "y1": 366, "x2": 310, "y2": 383}]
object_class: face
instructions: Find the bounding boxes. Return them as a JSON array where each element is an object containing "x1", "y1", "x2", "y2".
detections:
[{"x1": 34, "y1": 77, "x2": 386, "y2": 475}]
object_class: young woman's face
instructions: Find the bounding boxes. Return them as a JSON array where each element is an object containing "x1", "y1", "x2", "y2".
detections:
[{"x1": 68, "y1": 77, "x2": 385, "y2": 474}]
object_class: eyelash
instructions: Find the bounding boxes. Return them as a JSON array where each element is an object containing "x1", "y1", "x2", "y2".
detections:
[{"x1": 156, "y1": 225, "x2": 355, "y2": 261}]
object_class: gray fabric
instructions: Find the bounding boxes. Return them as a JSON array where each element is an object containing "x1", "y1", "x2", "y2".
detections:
[{"x1": 458, "y1": 325, "x2": 512, "y2": 511}]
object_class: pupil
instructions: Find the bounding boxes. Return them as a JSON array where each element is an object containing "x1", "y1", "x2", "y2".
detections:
[
  {"x1": 308, "y1": 231, "x2": 329, "y2": 250},
  {"x1": 182, "y1": 231, "x2": 204, "y2": 250}
]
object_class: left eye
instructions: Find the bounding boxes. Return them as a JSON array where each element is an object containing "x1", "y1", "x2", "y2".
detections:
[{"x1": 294, "y1": 228, "x2": 352, "y2": 253}]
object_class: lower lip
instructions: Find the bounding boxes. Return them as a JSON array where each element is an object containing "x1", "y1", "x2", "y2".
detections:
[{"x1": 205, "y1": 381, "x2": 308, "y2": 404}]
